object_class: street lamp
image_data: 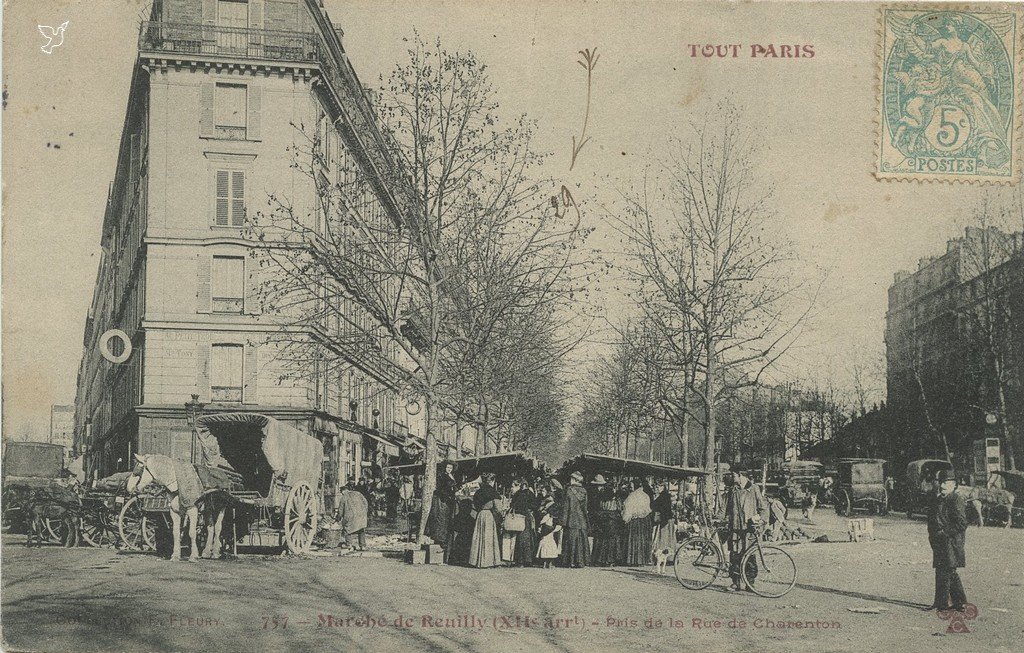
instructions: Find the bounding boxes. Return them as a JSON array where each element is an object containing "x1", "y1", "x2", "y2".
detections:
[{"x1": 185, "y1": 393, "x2": 204, "y2": 464}]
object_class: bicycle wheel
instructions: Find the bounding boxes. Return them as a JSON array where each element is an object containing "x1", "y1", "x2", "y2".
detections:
[
  {"x1": 741, "y1": 544, "x2": 797, "y2": 598},
  {"x1": 673, "y1": 536, "x2": 723, "y2": 590}
]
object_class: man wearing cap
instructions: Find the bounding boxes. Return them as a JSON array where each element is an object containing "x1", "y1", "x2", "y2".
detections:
[
  {"x1": 560, "y1": 471, "x2": 590, "y2": 568},
  {"x1": 724, "y1": 470, "x2": 768, "y2": 591},
  {"x1": 926, "y1": 469, "x2": 969, "y2": 611}
]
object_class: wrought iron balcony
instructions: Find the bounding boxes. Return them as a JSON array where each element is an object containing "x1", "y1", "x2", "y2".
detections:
[{"x1": 139, "y1": 21, "x2": 320, "y2": 63}]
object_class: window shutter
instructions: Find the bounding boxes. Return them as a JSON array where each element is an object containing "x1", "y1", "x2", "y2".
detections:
[
  {"x1": 215, "y1": 170, "x2": 230, "y2": 226},
  {"x1": 200, "y1": 83, "x2": 215, "y2": 138},
  {"x1": 201, "y1": 0, "x2": 216, "y2": 43},
  {"x1": 244, "y1": 343, "x2": 260, "y2": 404},
  {"x1": 231, "y1": 171, "x2": 245, "y2": 227},
  {"x1": 197, "y1": 255, "x2": 212, "y2": 313},
  {"x1": 196, "y1": 342, "x2": 211, "y2": 403},
  {"x1": 249, "y1": 0, "x2": 265, "y2": 53},
  {"x1": 247, "y1": 85, "x2": 262, "y2": 141}
]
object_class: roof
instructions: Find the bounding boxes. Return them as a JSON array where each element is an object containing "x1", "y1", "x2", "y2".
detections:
[
  {"x1": 195, "y1": 413, "x2": 322, "y2": 490},
  {"x1": 559, "y1": 453, "x2": 710, "y2": 480},
  {"x1": 387, "y1": 451, "x2": 539, "y2": 478}
]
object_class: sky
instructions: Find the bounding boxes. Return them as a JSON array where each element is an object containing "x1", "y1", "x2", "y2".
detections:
[{"x1": 1, "y1": 0, "x2": 1010, "y2": 438}]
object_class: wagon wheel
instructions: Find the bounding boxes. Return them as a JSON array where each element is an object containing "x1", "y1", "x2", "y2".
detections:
[
  {"x1": 284, "y1": 481, "x2": 318, "y2": 554},
  {"x1": 834, "y1": 490, "x2": 851, "y2": 517},
  {"x1": 79, "y1": 508, "x2": 114, "y2": 548},
  {"x1": 118, "y1": 497, "x2": 156, "y2": 551}
]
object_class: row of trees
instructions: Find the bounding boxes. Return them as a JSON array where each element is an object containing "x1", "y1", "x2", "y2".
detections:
[
  {"x1": 252, "y1": 36, "x2": 589, "y2": 539},
  {"x1": 572, "y1": 106, "x2": 819, "y2": 473}
]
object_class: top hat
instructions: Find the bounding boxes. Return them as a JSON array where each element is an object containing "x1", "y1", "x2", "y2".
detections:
[
  {"x1": 591, "y1": 474, "x2": 607, "y2": 485},
  {"x1": 936, "y1": 469, "x2": 957, "y2": 484}
]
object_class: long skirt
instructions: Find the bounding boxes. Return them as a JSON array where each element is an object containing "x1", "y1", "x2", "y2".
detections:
[
  {"x1": 652, "y1": 519, "x2": 677, "y2": 556},
  {"x1": 561, "y1": 527, "x2": 590, "y2": 567},
  {"x1": 625, "y1": 514, "x2": 653, "y2": 566},
  {"x1": 425, "y1": 498, "x2": 455, "y2": 546},
  {"x1": 591, "y1": 511, "x2": 621, "y2": 566},
  {"x1": 469, "y1": 510, "x2": 502, "y2": 568},
  {"x1": 512, "y1": 512, "x2": 537, "y2": 566}
]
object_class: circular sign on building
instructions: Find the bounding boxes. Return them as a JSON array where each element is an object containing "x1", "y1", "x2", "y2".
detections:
[
  {"x1": 985, "y1": 413, "x2": 999, "y2": 425},
  {"x1": 99, "y1": 329, "x2": 132, "y2": 364}
]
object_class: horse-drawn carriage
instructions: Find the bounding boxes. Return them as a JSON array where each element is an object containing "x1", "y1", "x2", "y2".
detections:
[
  {"x1": 1, "y1": 442, "x2": 80, "y2": 546},
  {"x1": 833, "y1": 458, "x2": 889, "y2": 516},
  {"x1": 768, "y1": 461, "x2": 825, "y2": 508},
  {"x1": 118, "y1": 413, "x2": 324, "y2": 557}
]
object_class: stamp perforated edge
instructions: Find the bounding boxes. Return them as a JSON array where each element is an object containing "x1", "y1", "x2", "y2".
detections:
[{"x1": 874, "y1": 3, "x2": 1024, "y2": 185}]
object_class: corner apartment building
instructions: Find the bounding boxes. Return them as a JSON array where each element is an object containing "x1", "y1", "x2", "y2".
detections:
[
  {"x1": 73, "y1": 0, "x2": 449, "y2": 503},
  {"x1": 885, "y1": 226, "x2": 1023, "y2": 469}
]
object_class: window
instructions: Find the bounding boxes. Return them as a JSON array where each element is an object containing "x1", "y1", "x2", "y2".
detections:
[
  {"x1": 212, "y1": 256, "x2": 244, "y2": 313},
  {"x1": 215, "y1": 170, "x2": 245, "y2": 227},
  {"x1": 215, "y1": 84, "x2": 247, "y2": 138},
  {"x1": 211, "y1": 344, "x2": 244, "y2": 402}
]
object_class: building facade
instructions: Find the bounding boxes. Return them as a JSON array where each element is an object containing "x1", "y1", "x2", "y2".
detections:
[
  {"x1": 885, "y1": 226, "x2": 1023, "y2": 471},
  {"x1": 73, "y1": 0, "x2": 466, "y2": 504},
  {"x1": 49, "y1": 405, "x2": 75, "y2": 458}
]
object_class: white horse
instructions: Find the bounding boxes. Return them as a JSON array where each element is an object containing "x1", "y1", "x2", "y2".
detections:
[{"x1": 126, "y1": 454, "x2": 227, "y2": 561}]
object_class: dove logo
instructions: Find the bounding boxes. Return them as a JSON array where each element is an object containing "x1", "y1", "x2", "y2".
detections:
[{"x1": 38, "y1": 21, "x2": 69, "y2": 55}]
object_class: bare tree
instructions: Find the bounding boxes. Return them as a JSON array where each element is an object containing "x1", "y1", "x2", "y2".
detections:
[
  {"x1": 254, "y1": 34, "x2": 586, "y2": 542},
  {"x1": 958, "y1": 193, "x2": 1023, "y2": 469},
  {"x1": 609, "y1": 105, "x2": 818, "y2": 476}
]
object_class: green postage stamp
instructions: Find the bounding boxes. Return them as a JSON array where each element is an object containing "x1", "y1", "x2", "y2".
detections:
[{"x1": 878, "y1": 5, "x2": 1022, "y2": 183}]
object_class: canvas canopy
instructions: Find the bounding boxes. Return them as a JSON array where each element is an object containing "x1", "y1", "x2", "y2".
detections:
[
  {"x1": 3, "y1": 442, "x2": 64, "y2": 479},
  {"x1": 559, "y1": 453, "x2": 709, "y2": 481},
  {"x1": 195, "y1": 413, "x2": 322, "y2": 492}
]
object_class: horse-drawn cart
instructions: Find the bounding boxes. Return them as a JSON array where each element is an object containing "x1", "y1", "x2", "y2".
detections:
[
  {"x1": 2, "y1": 442, "x2": 80, "y2": 546},
  {"x1": 833, "y1": 458, "x2": 889, "y2": 516},
  {"x1": 118, "y1": 412, "x2": 324, "y2": 555}
]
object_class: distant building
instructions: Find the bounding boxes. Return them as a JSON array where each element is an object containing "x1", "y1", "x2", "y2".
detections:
[
  {"x1": 885, "y1": 226, "x2": 1023, "y2": 471},
  {"x1": 49, "y1": 405, "x2": 75, "y2": 455}
]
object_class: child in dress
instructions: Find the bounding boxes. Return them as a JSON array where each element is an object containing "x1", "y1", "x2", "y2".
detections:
[{"x1": 536, "y1": 496, "x2": 561, "y2": 568}]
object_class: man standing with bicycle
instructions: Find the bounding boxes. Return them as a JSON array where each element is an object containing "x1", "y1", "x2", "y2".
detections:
[{"x1": 724, "y1": 470, "x2": 768, "y2": 592}]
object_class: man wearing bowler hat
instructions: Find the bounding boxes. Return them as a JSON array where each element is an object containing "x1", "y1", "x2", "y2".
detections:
[{"x1": 926, "y1": 469, "x2": 969, "y2": 611}]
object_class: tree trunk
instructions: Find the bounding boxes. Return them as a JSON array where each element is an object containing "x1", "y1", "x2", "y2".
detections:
[{"x1": 417, "y1": 393, "x2": 440, "y2": 543}]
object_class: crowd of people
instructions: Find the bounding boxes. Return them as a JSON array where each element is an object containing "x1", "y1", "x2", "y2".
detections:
[{"x1": 422, "y1": 464, "x2": 771, "y2": 579}]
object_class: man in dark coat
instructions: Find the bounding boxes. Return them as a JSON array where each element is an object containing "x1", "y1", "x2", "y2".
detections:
[
  {"x1": 724, "y1": 470, "x2": 768, "y2": 591},
  {"x1": 926, "y1": 469, "x2": 968, "y2": 611}
]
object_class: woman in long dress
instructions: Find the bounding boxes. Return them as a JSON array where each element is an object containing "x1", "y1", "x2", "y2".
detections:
[
  {"x1": 622, "y1": 479, "x2": 653, "y2": 566},
  {"x1": 650, "y1": 481, "x2": 676, "y2": 558},
  {"x1": 560, "y1": 471, "x2": 590, "y2": 568},
  {"x1": 510, "y1": 479, "x2": 538, "y2": 567},
  {"x1": 425, "y1": 463, "x2": 459, "y2": 551},
  {"x1": 590, "y1": 475, "x2": 622, "y2": 566},
  {"x1": 468, "y1": 474, "x2": 502, "y2": 568}
]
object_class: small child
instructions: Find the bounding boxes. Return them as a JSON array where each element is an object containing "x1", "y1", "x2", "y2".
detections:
[{"x1": 536, "y1": 497, "x2": 561, "y2": 569}]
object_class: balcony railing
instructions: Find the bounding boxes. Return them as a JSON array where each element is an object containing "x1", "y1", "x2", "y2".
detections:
[{"x1": 139, "y1": 21, "x2": 320, "y2": 63}]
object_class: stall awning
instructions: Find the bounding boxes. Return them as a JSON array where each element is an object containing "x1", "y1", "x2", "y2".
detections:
[
  {"x1": 558, "y1": 453, "x2": 710, "y2": 480},
  {"x1": 363, "y1": 431, "x2": 401, "y2": 457}
]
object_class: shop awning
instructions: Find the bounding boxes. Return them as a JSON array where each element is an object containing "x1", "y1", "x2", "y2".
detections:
[{"x1": 363, "y1": 430, "x2": 401, "y2": 457}]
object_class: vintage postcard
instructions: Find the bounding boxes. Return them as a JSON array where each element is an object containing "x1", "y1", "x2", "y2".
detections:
[{"x1": 1, "y1": 1, "x2": 1022, "y2": 653}]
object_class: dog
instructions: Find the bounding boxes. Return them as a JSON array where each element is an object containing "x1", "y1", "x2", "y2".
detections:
[{"x1": 653, "y1": 547, "x2": 672, "y2": 574}]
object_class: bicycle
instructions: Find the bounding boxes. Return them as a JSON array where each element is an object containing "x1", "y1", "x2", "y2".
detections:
[{"x1": 673, "y1": 522, "x2": 797, "y2": 598}]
